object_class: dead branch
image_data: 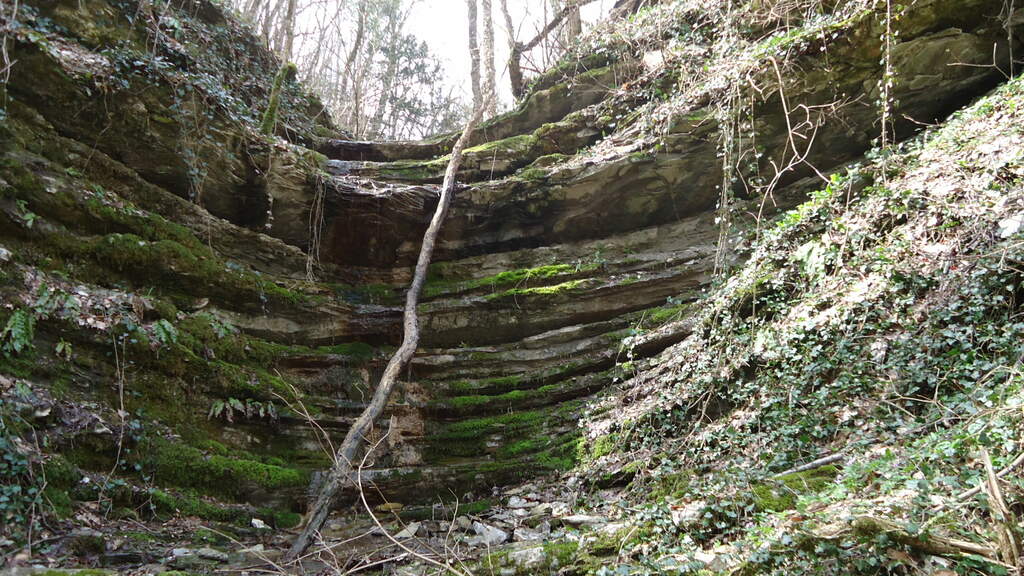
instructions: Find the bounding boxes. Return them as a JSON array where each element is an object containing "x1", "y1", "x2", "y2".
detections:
[
  {"x1": 983, "y1": 448, "x2": 1022, "y2": 567},
  {"x1": 956, "y1": 449, "x2": 1024, "y2": 501},
  {"x1": 850, "y1": 516, "x2": 997, "y2": 559},
  {"x1": 771, "y1": 453, "x2": 844, "y2": 478}
]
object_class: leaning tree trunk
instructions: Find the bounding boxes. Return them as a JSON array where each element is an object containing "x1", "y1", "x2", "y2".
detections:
[{"x1": 284, "y1": 97, "x2": 488, "y2": 564}]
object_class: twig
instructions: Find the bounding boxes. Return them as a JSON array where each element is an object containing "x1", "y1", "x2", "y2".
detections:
[
  {"x1": 956, "y1": 450, "x2": 1024, "y2": 501},
  {"x1": 982, "y1": 448, "x2": 1022, "y2": 567},
  {"x1": 355, "y1": 429, "x2": 472, "y2": 576},
  {"x1": 772, "y1": 453, "x2": 844, "y2": 478}
]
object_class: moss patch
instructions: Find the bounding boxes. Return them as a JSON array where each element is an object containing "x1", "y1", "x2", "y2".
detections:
[{"x1": 751, "y1": 465, "x2": 840, "y2": 511}]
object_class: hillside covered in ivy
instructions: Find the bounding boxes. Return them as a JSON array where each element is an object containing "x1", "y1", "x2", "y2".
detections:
[{"x1": 1, "y1": 0, "x2": 1023, "y2": 574}]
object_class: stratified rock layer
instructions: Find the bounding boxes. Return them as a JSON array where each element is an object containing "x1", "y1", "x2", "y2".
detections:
[{"x1": 0, "y1": 0, "x2": 1019, "y2": 536}]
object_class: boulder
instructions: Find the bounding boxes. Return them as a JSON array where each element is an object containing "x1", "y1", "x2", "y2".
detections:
[{"x1": 471, "y1": 521, "x2": 510, "y2": 546}]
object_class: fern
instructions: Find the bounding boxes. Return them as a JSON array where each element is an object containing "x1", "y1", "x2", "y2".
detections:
[
  {"x1": 1, "y1": 309, "x2": 36, "y2": 356},
  {"x1": 152, "y1": 319, "x2": 178, "y2": 347}
]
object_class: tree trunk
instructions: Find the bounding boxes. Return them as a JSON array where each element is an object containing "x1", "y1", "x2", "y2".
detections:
[
  {"x1": 506, "y1": 0, "x2": 597, "y2": 101},
  {"x1": 340, "y1": 0, "x2": 367, "y2": 98},
  {"x1": 367, "y1": 7, "x2": 401, "y2": 138},
  {"x1": 565, "y1": 2, "x2": 582, "y2": 44},
  {"x1": 498, "y1": 0, "x2": 524, "y2": 100},
  {"x1": 467, "y1": 0, "x2": 481, "y2": 111},
  {"x1": 481, "y1": 0, "x2": 496, "y2": 117},
  {"x1": 283, "y1": 93, "x2": 490, "y2": 566},
  {"x1": 281, "y1": 0, "x2": 297, "y2": 61}
]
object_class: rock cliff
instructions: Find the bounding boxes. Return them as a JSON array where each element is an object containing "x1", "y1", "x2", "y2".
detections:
[{"x1": 1, "y1": 0, "x2": 1022, "y2": 572}]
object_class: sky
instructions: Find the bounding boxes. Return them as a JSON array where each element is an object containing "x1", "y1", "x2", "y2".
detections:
[{"x1": 405, "y1": 0, "x2": 613, "y2": 110}]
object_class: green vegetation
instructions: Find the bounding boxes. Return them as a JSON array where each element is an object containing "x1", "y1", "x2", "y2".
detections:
[
  {"x1": 261, "y1": 63, "x2": 298, "y2": 135},
  {"x1": 484, "y1": 279, "x2": 585, "y2": 301},
  {"x1": 750, "y1": 465, "x2": 839, "y2": 511},
  {"x1": 149, "y1": 440, "x2": 307, "y2": 501},
  {"x1": 149, "y1": 489, "x2": 301, "y2": 528},
  {"x1": 424, "y1": 263, "x2": 588, "y2": 298}
]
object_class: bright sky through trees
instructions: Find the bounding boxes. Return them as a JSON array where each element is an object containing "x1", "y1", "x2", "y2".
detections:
[{"x1": 406, "y1": 0, "x2": 611, "y2": 110}]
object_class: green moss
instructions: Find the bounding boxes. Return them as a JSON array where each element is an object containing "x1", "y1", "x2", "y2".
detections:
[
  {"x1": 646, "y1": 470, "x2": 695, "y2": 501},
  {"x1": 446, "y1": 374, "x2": 523, "y2": 394},
  {"x1": 378, "y1": 159, "x2": 444, "y2": 181},
  {"x1": 466, "y1": 133, "x2": 536, "y2": 154},
  {"x1": 261, "y1": 63, "x2": 297, "y2": 135},
  {"x1": 543, "y1": 540, "x2": 580, "y2": 566},
  {"x1": 645, "y1": 302, "x2": 691, "y2": 326},
  {"x1": 588, "y1": 433, "x2": 618, "y2": 461},
  {"x1": 424, "y1": 263, "x2": 583, "y2": 298},
  {"x1": 330, "y1": 282, "x2": 400, "y2": 305},
  {"x1": 148, "y1": 487, "x2": 299, "y2": 528},
  {"x1": 751, "y1": 465, "x2": 840, "y2": 511},
  {"x1": 485, "y1": 279, "x2": 585, "y2": 301},
  {"x1": 150, "y1": 440, "x2": 307, "y2": 501},
  {"x1": 441, "y1": 389, "x2": 530, "y2": 411},
  {"x1": 37, "y1": 230, "x2": 311, "y2": 309},
  {"x1": 517, "y1": 167, "x2": 549, "y2": 181},
  {"x1": 316, "y1": 341, "x2": 377, "y2": 360},
  {"x1": 41, "y1": 454, "x2": 80, "y2": 518}
]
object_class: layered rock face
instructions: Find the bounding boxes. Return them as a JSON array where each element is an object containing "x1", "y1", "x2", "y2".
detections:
[{"x1": 0, "y1": 0, "x2": 1019, "y2": 536}]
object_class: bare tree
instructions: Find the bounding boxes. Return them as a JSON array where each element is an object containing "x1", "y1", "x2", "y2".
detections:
[
  {"x1": 481, "y1": 0, "x2": 496, "y2": 117},
  {"x1": 564, "y1": 0, "x2": 582, "y2": 44},
  {"x1": 367, "y1": 0, "x2": 408, "y2": 137},
  {"x1": 284, "y1": 90, "x2": 490, "y2": 564},
  {"x1": 505, "y1": 0, "x2": 598, "y2": 100},
  {"x1": 467, "y1": 0, "x2": 481, "y2": 111},
  {"x1": 281, "y1": 0, "x2": 297, "y2": 61},
  {"x1": 498, "y1": 0, "x2": 523, "y2": 99}
]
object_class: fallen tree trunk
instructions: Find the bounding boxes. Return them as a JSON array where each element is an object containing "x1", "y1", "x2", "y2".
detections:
[{"x1": 284, "y1": 103, "x2": 487, "y2": 562}]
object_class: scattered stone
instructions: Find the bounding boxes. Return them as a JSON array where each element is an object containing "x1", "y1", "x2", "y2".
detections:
[
  {"x1": 560, "y1": 514, "x2": 606, "y2": 527},
  {"x1": 530, "y1": 503, "x2": 553, "y2": 516},
  {"x1": 598, "y1": 521, "x2": 629, "y2": 535},
  {"x1": 251, "y1": 518, "x2": 270, "y2": 530},
  {"x1": 99, "y1": 551, "x2": 146, "y2": 566},
  {"x1": 507, "y1": 495, "x2": 531, "y2": 508},
  {"x1": 454, "y1": 516, "x2": 473, "y2": 531},
  {"x1": 670, "y1": 500, "x2": 706, "y2": 528},
  {"x1": 67, "y1": 529, "x2": 106, "y2": 556},
  {"x1": 0, "y1": 246, "x2": 10, "y2": 263},
  {"x1": 694, "y1": 545, "x2": 737, "y2": 572},
  {"x1": 513, "y1": 526, "x2": 544, "y2": 542},
  {"x1": 510, "y1": 546, "x2": 547, "y2": 570},
  {"x1": 240, "y1": 543, "x2": 265, "y2": 553},
  {"x1": 394, "y1": 521, "x2": 421, "y2": 540},
  {"x1": 196, "y1": 547, "x2": 229, "y2": 562},
  {"x1": 471, "y1": 521, "x2": 509, "y2": 546},
  {"x1": 490, "y1": 511, "x2": 513, "y2": 523},
  {"x1": 522, "y1": 513, "x2": 550, "y2": 528}
]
